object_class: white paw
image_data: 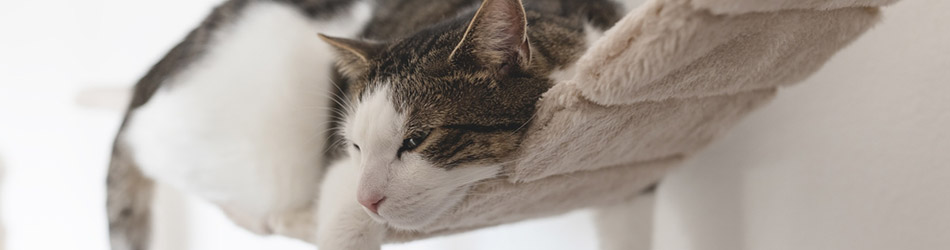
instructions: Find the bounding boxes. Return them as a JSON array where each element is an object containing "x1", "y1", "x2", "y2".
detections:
[
  {"x1": 316, "y1": 191, "x2": 385, "y2": 250},
  {"x1": 316, "y1": 159, "x2": 386, "y2": 250}
]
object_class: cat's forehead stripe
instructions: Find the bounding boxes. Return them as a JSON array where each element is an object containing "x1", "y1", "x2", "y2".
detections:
[
  {"x1": 358, "y1": 78, "x2": 408, "y2": 113},
  {"x1": 347, "y1": 85, "x2": 407, "y2": 157}
]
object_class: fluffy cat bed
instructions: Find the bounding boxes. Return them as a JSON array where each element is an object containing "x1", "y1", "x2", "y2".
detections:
[{"x1": 375, "y1": 0, "x2": 894, "y2": 241}]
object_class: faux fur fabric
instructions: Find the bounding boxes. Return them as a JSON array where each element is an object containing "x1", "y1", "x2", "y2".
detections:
[
  {"x1": 690, "y1": 0, "x2": 898, "y2": 15},
  {"x1": 374, "y1": 0, "x2": 891, "y2": 241},
  {"x1": 388, "y1": 156, "x2": 680, "y2": 241},
  {"x1": 513, "y1": 3, "x2": 882, "y2": 182}
]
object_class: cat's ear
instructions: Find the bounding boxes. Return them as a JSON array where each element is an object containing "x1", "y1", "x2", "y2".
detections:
[
  {"x1": 318, "y1": 34, "x2": 381, "y2": 79},
  {"x1": 449, "y1": 0, "x2": 531, "y2": 74}
]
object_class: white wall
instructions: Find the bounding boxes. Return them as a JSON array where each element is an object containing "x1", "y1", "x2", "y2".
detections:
[
  {"x1": 0, "y1": 0, "x2": 946, "y2": 250},
  {"x1": 656, "y1": 0, "x2": 950, "y2": 249}
]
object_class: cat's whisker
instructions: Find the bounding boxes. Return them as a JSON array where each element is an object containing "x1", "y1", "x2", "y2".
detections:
[
  {"x1": 296, "y1": 120, "x2": 347, "y2": 147},
  {"x1": 299, "y1": 91, "x2": 349, "y2": 113},
  {"x1": 323, "y1": 138, "x2": 347, "y2": 155},
  {"x1": 508, "y1": 108, "x2": 540, "y2": 139},
  {"x1": 326, "y1": 77, "x2": 357, "y2": 112}
]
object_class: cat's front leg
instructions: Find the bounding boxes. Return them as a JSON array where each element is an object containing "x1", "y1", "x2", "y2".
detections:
[{"x1": 316, "y1": 158, "x2": 386, "y2": 250}]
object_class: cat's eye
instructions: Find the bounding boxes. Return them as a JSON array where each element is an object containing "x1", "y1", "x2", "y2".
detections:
[
  {"x1": 352, "y1": 143, "x2": 360, "y2": 151},
  {"x1": 403, "y1": 138, "x2": 421, "y2": 150},
  {"x1": 398, "y1": 130, "x2": 431, "y2": 156}
]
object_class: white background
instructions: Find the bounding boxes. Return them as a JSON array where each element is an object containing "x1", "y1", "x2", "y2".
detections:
[{"x1": 0, "y1": 0, "x2": 947, "y2": 250}]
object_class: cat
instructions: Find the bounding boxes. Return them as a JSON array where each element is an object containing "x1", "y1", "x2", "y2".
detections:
[
  {"x1": 107, "y1": 0, "x2": 632, "y2": 249},
  {"x1": 314, "y1": 0, "x2": 625, "y2": 249}
]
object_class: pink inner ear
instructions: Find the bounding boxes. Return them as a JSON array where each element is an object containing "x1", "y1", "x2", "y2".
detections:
[
  {"x1": 469, "y1": 0, "x2": 530, "y2": 66},
  {"x1": 485, "y1": 0, "x2": 526, "y2": 35}
]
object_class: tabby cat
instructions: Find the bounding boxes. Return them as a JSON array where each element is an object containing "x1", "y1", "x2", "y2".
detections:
[{"x1": 107, "y1": 0, "x2": 629, "y2": 249}]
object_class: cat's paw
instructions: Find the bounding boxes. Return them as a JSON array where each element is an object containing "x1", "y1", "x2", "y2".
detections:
[
  {"x1": 316, "y1": 159, "x2": 386, "y2": 250},
  {"x1": 317, "y1": 230, "x2": 383, "y2": 250},
  {"x1": 315, "y1": 194, "x2": 386, "y2": 250}
]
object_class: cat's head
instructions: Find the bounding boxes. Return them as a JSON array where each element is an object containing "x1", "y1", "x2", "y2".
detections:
[{"x1": 320, "y1": 0, "x2": 548, "y2": 229}]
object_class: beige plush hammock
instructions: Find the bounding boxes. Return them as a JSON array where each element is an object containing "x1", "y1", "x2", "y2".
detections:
[
  {"x1": 380, "y1": 0, "x2": 894, "y2": 242},
  {"x1": 106, "y1": 0, "x2": 898, "y2": 248}
]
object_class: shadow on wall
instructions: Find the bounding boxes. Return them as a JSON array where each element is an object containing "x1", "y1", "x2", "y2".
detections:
[{"x1": 657, "y1": 146, "x2": 746, "y2": 250}]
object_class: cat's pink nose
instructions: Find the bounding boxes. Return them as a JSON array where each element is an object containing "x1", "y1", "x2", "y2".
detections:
[{"x1": 359, "y1": 193, "x2": 386, "y2": 214}]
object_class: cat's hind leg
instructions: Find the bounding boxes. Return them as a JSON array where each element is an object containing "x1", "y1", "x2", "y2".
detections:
[{"x1": 106, "y1": 146, "x2": 155, "y2": 250}]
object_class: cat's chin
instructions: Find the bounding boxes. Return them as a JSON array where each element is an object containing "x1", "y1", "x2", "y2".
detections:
[
  {"x1": 370, "y1": 206, "x2": 442, "y2": 231},
  {"x1": 369, "y1": 185, "x2": 469, "y2": 231}
]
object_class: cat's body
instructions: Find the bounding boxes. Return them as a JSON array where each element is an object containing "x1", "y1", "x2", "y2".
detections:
[
  {"x1": 109, "y1": 1, "x2": 374, "y2": 248},
  {"x1": 107, "y1": 0, "x2": 636, "y2": 249}
]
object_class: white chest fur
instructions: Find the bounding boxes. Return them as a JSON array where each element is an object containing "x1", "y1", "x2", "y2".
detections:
[{"x1": 123, "y1": 1, "x2": 371, "y2": 222}]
